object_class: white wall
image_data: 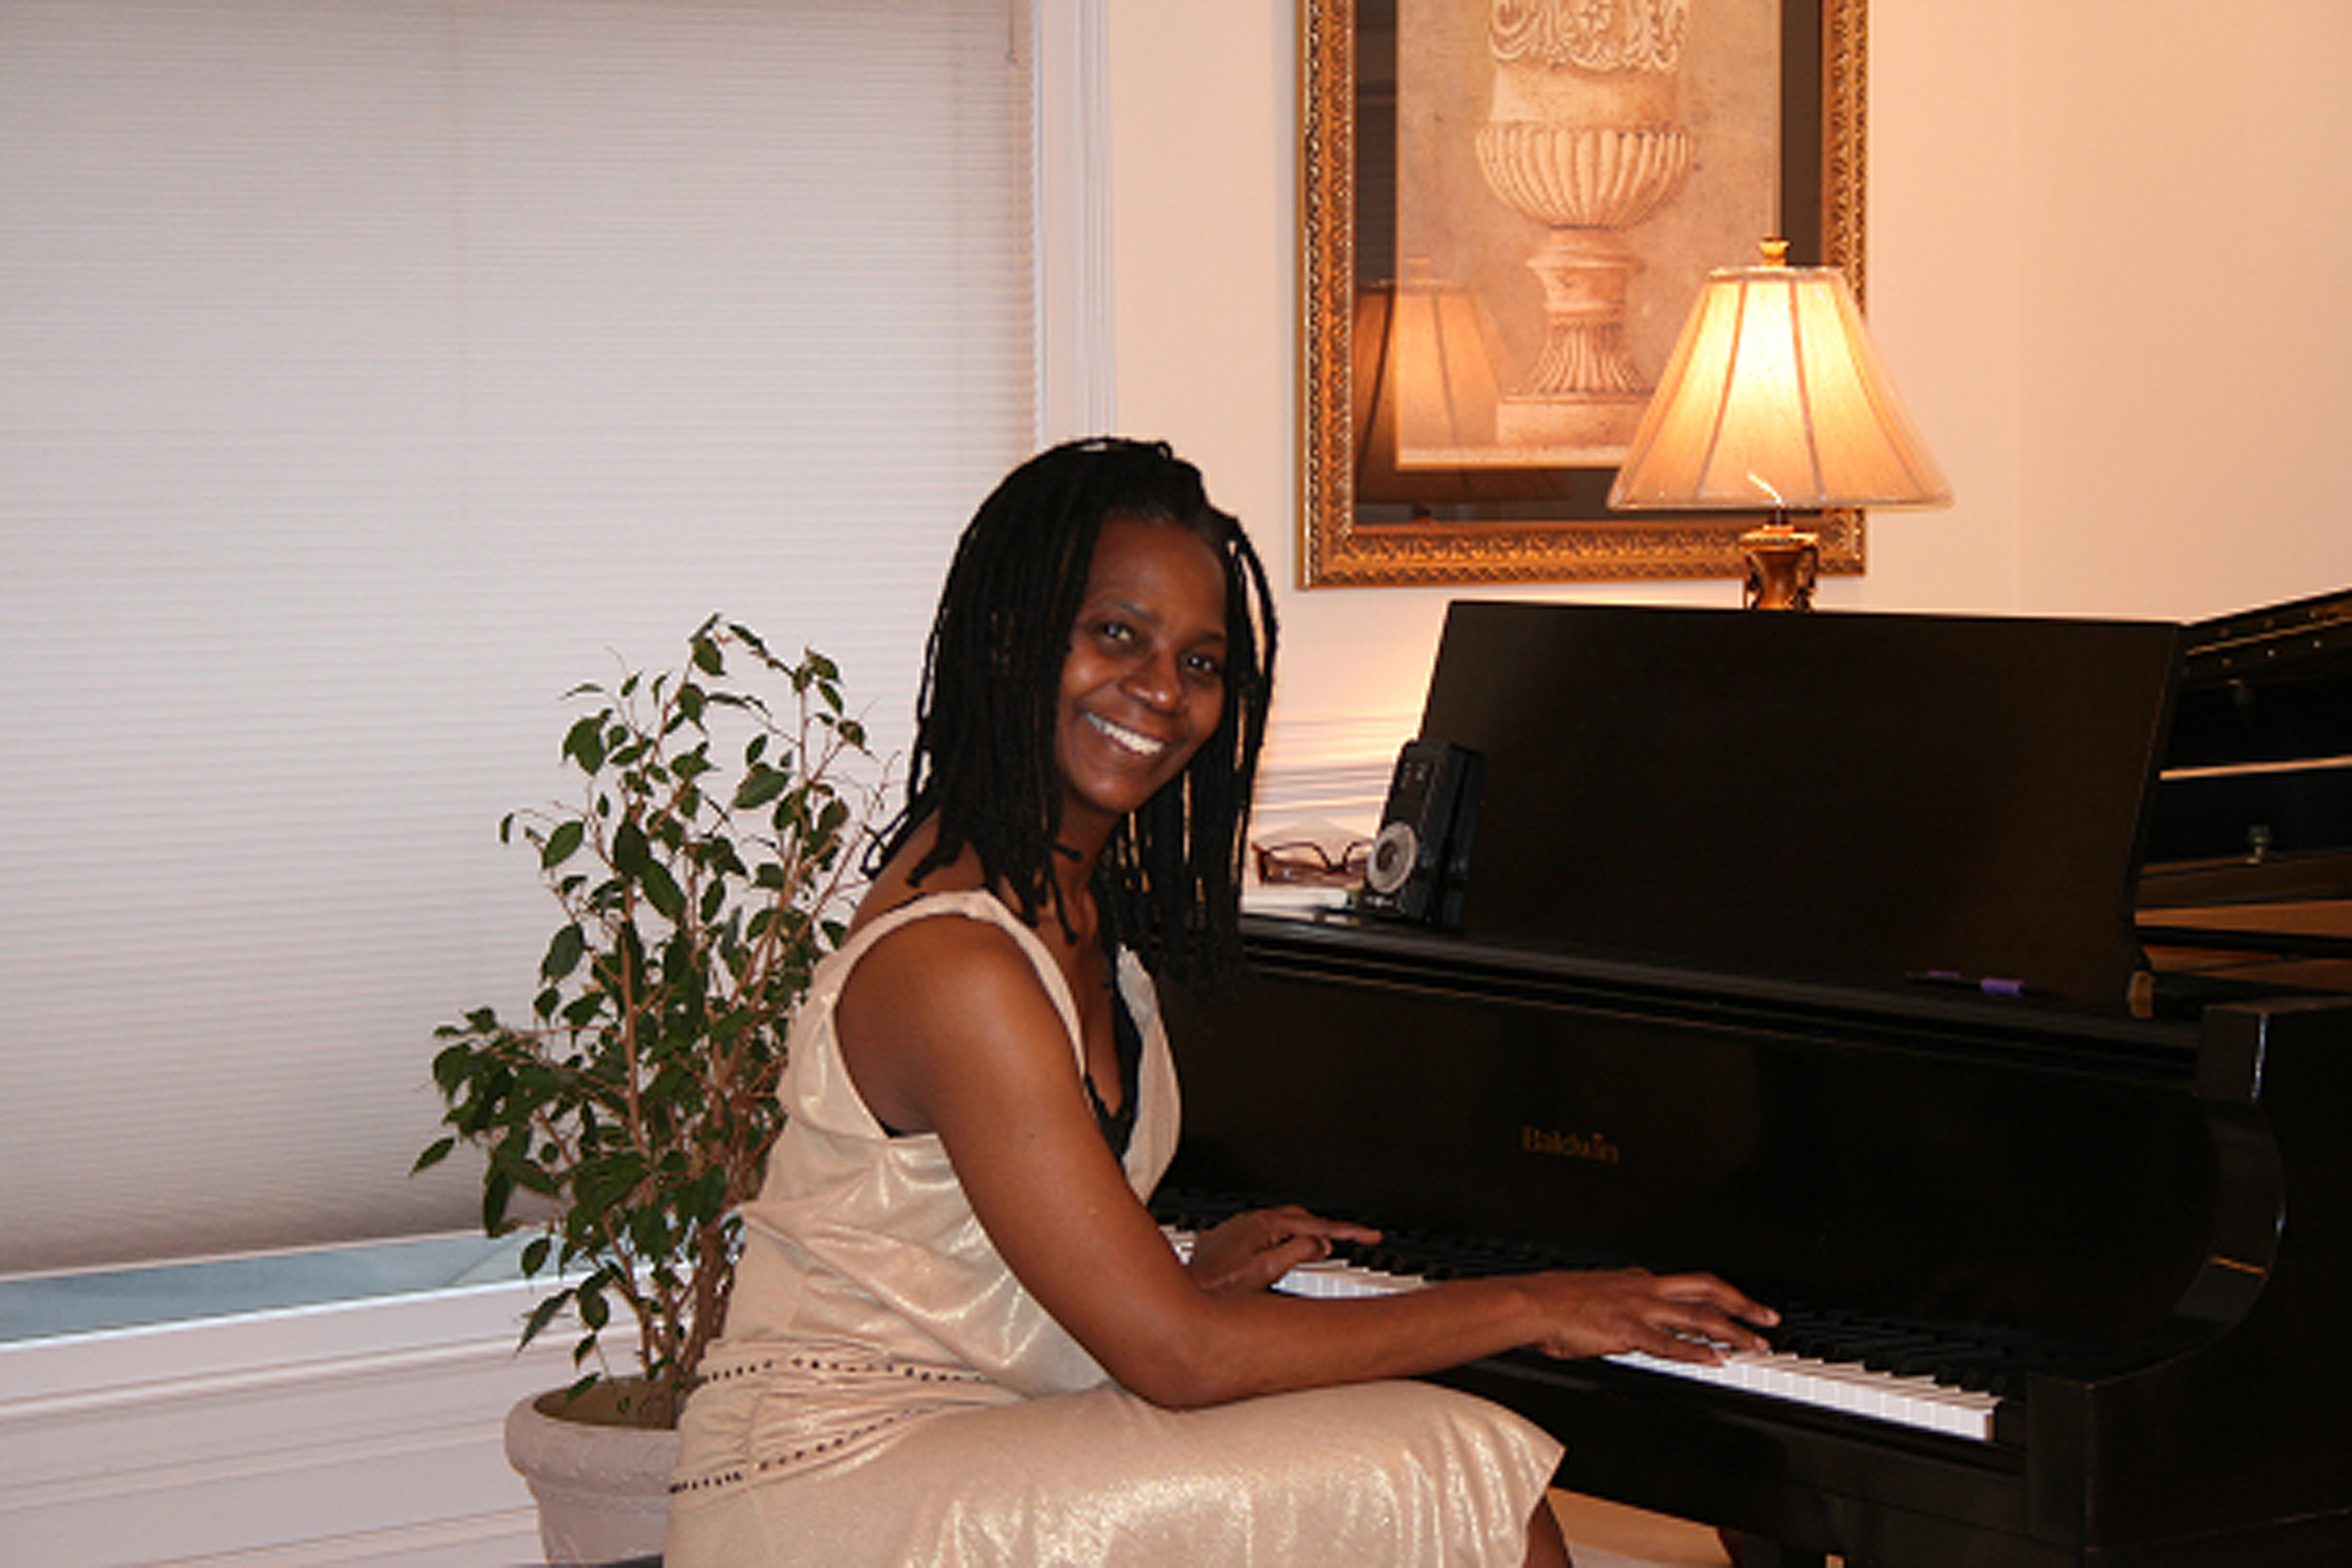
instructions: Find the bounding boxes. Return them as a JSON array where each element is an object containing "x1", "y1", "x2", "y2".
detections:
[
  {"x1": 1105, "y1": 0, "x2": 2352, "y2": 815},
  {"x1": 2010, "y1": 2, "x2": 2352, "y2": 618}
]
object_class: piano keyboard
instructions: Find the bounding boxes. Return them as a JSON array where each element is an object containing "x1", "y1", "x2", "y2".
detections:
[{"x1": 1170, "y1": 1231, "x2": 2005, "y2": 1443}]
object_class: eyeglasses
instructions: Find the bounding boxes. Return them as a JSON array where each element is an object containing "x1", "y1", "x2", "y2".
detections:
[{"x1": 1252, "y1": 838, "x2": 1373, "y2": 887}]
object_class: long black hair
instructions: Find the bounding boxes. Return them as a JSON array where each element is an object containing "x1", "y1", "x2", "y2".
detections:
[{"x1": 873, "y1": 437, "x2": 1278, "y2": 988}]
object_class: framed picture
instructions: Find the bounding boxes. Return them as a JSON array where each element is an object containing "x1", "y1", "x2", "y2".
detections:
[{"x1": 1300, "y1": 0, "x2": 1869, "y2": 587}]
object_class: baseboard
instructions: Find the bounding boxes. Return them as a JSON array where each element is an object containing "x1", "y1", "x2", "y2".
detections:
[
  {"x1": 151, "y1": 1508, "x2": 544, "y2": 1568},
  {"x1": 0, "y1": 1280, "x2": 579, "y2": 1567}
]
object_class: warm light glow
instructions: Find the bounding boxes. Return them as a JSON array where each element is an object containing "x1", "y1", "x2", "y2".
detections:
[
  {"x1": 1608, "y1": 246, "x2": 1952, "y2": 512},
  {"x1": 1387, "y1": 277, "x2": 1509, "y2": 458},
  {"x1": 1357, "y1": 261, "x2": 1513, "y2": 467}
]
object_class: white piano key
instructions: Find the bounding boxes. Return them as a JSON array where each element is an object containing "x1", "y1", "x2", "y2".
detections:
[
  {"x1": 1168, "y1": 1233, "x2": 2004, "y2": 1444},
  {"x1": 1612, "y1": 1349, "x2": 1999, "y2": 1441}
]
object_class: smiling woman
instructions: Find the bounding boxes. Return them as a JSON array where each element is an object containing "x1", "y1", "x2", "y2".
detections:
[
  {"x1": 663, "y1": 440, "x2": 1777, "y2": 1567},
  {"x1": 1055, "y1": 518, "x2": 1232, "y2": 838}
]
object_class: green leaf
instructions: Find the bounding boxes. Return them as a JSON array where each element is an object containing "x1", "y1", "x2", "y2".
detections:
[
  {"x1": 541, "y1": 922, "x2": 587, "y2": 981},
  {"x1": 482, "y1": 1165, "x2": 515, "y2": 1234},
  {"x1": 575, "y1": 1152, "x2": 650, "y2": 1216},
  {"x1": 519, "y1": 1287, "x2": 573, "y2": 1349},
  {"x1": 733, "y1": 763, "x2": 788, "y2": 811},
  {"x1": 562, "y1": 714, "x2": 606, "y2": 773},
  {"x1": 430, "y1": 1041, "x2": 478, "y2": 1093},
  {"x1": 539, "y1": 818, "x2": 585, "y2": 870},
  {"x1": 641, "y1": 860, "x2": 685, "y2": 922},
  {"x1": 683, "y1": 1164, "x2": 731, "y2": 1224},
  {"x1": 411, "y1": 1135, "x2": 455, "y2": 1175},
  {"x1": 612, "y1": 816, "x2": 652, "y2": 877}
]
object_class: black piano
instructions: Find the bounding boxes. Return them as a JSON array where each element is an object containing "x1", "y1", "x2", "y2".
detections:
[{"x1": 1158, "y1": 595, "x2": 2352, "y2": 1567}]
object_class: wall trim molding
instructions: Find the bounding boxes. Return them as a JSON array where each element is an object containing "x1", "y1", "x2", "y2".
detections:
[
  {"x1": 1, "y1": 1283, "x2": 577, "y2": 1567},
  {"x1": 1257, "y1": 708, "x2": 1419, "y2": 829},
  {"x1": 1036, "y1": 0, "x2": 1115, "y2": 442}
]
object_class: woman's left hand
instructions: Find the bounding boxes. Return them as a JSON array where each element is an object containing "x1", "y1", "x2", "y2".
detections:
[{"x1": 1184, "y1": 1205, "x2": 1383, "y2": 1297}]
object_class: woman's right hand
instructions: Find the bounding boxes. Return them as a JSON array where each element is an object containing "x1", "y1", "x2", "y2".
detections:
[
  {"x1": 1522, "y1": 1268, "x2": 1778, "y2": 1364},
  {"x1": 1184, "y1": 1205, "x2": 1382, "y2": 1298}
]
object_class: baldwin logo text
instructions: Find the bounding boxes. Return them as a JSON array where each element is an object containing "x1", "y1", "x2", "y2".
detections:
[{"x1": 1521, "y1": 1125, "x2": 1620, "y2": 1164}]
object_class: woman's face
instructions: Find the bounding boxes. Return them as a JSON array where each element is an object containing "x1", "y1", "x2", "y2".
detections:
[{"x1": 1055, "y1": 515, "x2": 1230, "y2": 843}]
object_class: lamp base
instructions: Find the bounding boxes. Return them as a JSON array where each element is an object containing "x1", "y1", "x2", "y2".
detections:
[{"x1": 1740, "y1": 520, "x2": 1819, "y2": 610}]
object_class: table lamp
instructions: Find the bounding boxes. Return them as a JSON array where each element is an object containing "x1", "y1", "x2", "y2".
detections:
[{"x1": 1607, "y1": 240, "x2": 1952, "y2": 608}]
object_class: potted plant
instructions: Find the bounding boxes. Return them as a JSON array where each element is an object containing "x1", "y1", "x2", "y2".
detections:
[{"x1": 415, "y1": 615, "x2": 880, "y2": 1563}]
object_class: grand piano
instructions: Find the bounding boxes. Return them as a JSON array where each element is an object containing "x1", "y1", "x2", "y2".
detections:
[{"x1": 1156, "y1": 594, "x2": 2352, "y2": 1567}]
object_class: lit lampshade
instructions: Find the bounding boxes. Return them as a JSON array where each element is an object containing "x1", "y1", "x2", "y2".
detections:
[
  {"x1": 1608, "y1": 240, "x2": 1951, "y2": 608},
  {"x1": 1353, "y1": 261, "x2": 1515, "y2": 504},
  {"x1": 1383, "y1": 261, "x2": 1510, "y2": 459}
]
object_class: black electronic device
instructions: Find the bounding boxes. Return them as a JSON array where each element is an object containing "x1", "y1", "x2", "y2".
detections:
[{"x1": 1359, "y1": 739, "x2": 1483, "y2": 929}]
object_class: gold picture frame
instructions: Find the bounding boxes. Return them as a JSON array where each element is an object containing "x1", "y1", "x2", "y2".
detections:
[{"x1": 1300, "y1": 0, "x2": 1870, "y2": 587}]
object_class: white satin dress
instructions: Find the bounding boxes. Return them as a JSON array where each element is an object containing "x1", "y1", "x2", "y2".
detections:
[{"x1": 667, "y1": 891, "x2": 1563, "y2": 1566}]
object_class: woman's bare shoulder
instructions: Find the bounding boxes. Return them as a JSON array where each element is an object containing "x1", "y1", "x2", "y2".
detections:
[
  {"x1": 853, "y1": 895, "x2": 1027, "y2": 977},
  {"x1": 834, "y1": 890, "x2": 1073, "y2": 1135},
  {"x1": 838, "y1": 888, "x2": 1059, "y2": 1040}
]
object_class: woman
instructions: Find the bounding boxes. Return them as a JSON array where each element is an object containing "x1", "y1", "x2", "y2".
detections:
[{"x1": 668, "y1": 439, "x2": 1775, "y2": 1566}]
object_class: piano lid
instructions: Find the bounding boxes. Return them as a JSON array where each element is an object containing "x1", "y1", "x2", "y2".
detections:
[{"x1": 1411, "y1": 601, "x2": 2183, "y2": 1014}]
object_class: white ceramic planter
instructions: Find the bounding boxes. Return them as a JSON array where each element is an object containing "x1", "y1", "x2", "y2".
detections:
[{"x1": 504, "y1": 1386, "x2": 681, "y2": 1565}]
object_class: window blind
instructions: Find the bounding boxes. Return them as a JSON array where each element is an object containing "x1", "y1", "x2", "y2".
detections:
[{"x1": 0, "y1": 0, "x2": 1043, "y2": 1275}]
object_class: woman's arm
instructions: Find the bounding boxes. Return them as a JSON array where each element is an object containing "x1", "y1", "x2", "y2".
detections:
[{"x1": 836, "y1": 917, "x2": 1776, "y2": 1411}]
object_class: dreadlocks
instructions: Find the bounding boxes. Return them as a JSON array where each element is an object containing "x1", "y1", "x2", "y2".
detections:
[{"x1": 873, "y1": 437, "x2": 1278, "y2": 990}]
